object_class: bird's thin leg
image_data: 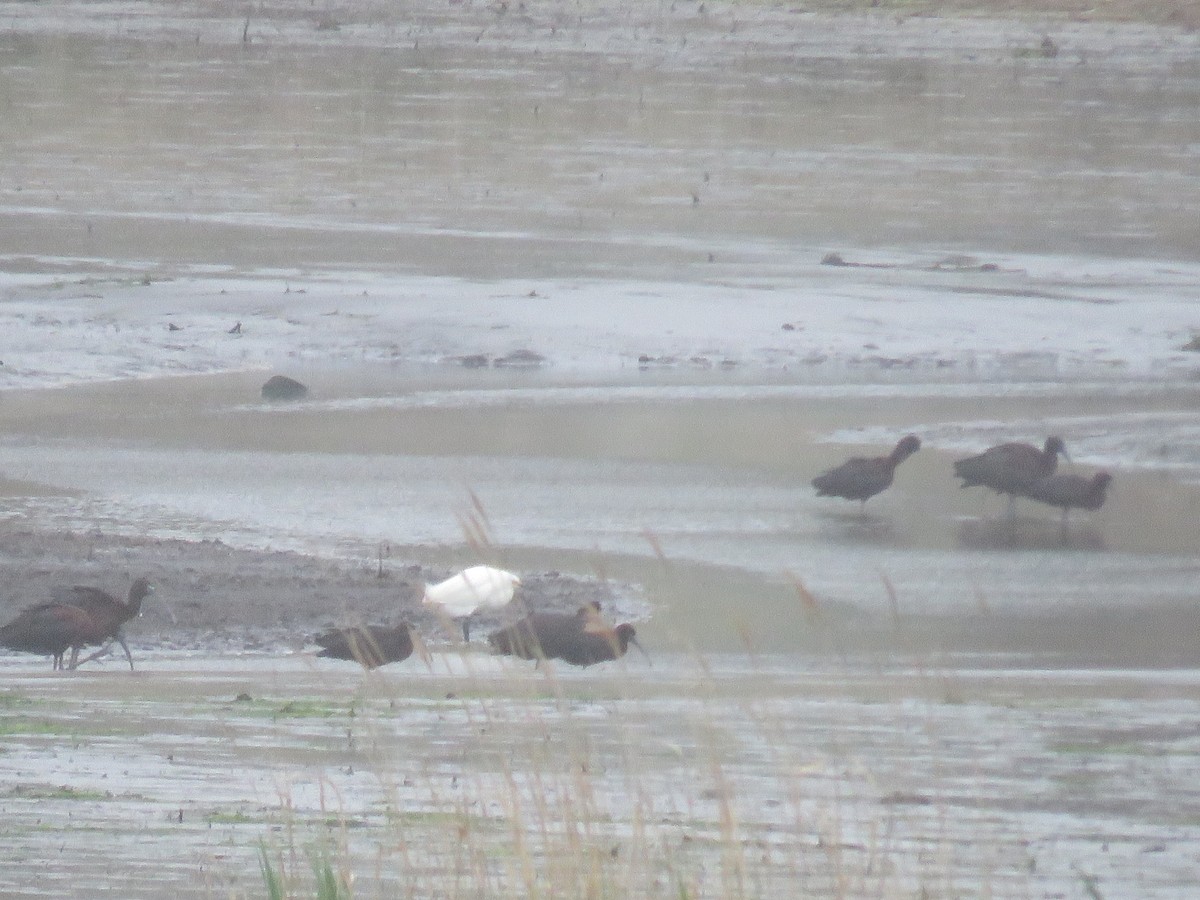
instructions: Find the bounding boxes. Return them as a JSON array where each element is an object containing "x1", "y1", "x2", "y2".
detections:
[
  {"x1": 73, "y1": 641, "x2": 114, "y2": 669},
  {"x1": 115, "y1": 634, "x2": 134, "y2": 671},
  {"x1": 461, "y1": 618, "x2": 472, "y2": 643},
  {"x1": 631, "y1": 638, "x2": 652, "y2": 665},
  {"x1": 75, "y1": 634, "x2": 134, "y2": 671}
]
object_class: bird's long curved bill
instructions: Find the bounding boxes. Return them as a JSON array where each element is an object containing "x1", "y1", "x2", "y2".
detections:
[{"x1": 630, "y1": 635, "x2": 652, "y2": 666}]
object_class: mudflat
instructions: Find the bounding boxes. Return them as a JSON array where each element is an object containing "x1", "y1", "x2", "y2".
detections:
[{"x1": 2, "y1": 2, "x2": 1200, "y2": 897}]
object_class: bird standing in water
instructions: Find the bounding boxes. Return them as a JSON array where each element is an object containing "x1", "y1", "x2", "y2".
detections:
[
  {"x1": 1025, "y1": 471, "x2": 1112, "y2": 537},
  {"x1": 313, "y1": 622, "x2": 427, "y2": 669},
  {"x1": 812, "y1": 434, "x2": 921, "y2": 511},
  {"x1": 422, "y1": 565, "x2": 520, "y2": 641},
  {"x1": 0, "y1": 577, "x2": 154, "y2": 670},
  {"x1": 954, "y1": 436, "x2": 1068, "y2": 515},
  {"x1": 0, "y1": 604, "x2": 109, "y2": 671},
  {"x1": 488, "y1": 602, "x2": 648, "y2": 667}
]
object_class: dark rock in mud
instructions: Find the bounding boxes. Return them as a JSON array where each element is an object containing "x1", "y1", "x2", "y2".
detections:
[
  {"x1": 261, "y1": 375, "x2": 308, "y2": 401},
  {"x1": 637, "y1": 354, "x2": 679, "y2": 368},
  {"x1": 493, "y1": 349, "x2": 546, "y2": 368},
  {"x1": 454, "y1": 354, "x2": 491, "y2": 368}
]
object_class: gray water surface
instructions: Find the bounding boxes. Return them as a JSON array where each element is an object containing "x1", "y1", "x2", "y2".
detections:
[{"x1": 2, "y1": 7, "x2": 1199, "y2": 660}]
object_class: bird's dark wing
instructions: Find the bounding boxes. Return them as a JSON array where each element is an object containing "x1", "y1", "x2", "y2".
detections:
[
  {"x1": 0, "y1": 604, "x2": 104, "y2": 654},
  {"x1": 51, "y1": 585, "x2": 121, "y2": 611},
  {"x1": 813, "y1": 458, "x2": 890, "y2": 499}
]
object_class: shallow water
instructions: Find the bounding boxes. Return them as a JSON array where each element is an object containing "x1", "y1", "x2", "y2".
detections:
[
  {"x1": 1, "y1": 6, "x2": 1199, "y2": 659},
  {"x1": 3, "y1": 370, "x2": 1200, "y2": 660},
  {"x1": 1, "y1": 653, "x2": 1199, "y2": 898},
  {"x1": 3, "y1": 5, "x2": 1200, "y2": 897},
  {"x1": 2, "y1": 8, "x2": 1198, "y2": 276}
]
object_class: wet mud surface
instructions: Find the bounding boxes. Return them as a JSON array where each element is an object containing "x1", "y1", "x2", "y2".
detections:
[
  {"x1": 0, "y1": 526, "x2": 632, "y2": 657},
  {"x1": 2, "y1": 656, "x2": 1200, "y2": 898},
  {"x1": 2, "y1": 1, "x2": 1200, "y2": 897}
]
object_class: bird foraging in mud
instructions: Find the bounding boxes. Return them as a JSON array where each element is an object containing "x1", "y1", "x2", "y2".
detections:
[
  {"x1": 488, "y1": 602, "x2": 649, "y2": 668},
  {"x1": 0, "y1": 577, "x2": 154, "y2": 671},
  {"x1": 812, "y1": 434, "x2": 921, "y2": 510},
  {"x1": 953, "y1": 436, "x2": 1068, "y2": 515},
  {"x1": 422, "y1": 565, "x2": 520, "y2": 642},
  {"x1": 313, "y1": 622, "x2": 427, "y2": 670},
  {"x1": 1024, "y1": 471, "x2": 1112, "y2": 536},
  {"x1": 0, "y1": 604, "x2": 111, "y2": 671}
]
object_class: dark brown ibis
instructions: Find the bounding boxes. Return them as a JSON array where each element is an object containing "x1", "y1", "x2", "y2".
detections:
[
  {"x1": 1025, "y1": 471, "x2": 1112, "y2": 534},
  {"x1": 812, "y1": 435, "x2": 921, "y2": 509},
  {"x1": 0, "y1": 604, "x2": 110, "y2": 670},
  {"x1": 0, "y1": 577, "x2": 154, "y2": 670},
  {"x1": 488, "y1": 603, "x2": 648, "y2": 668},
  {"x1": 953, "y1": 436, "x2": 1068, "y2": 514},
  {"x1": 313, "y1": 622, "x2": 426, "y2": 670}
]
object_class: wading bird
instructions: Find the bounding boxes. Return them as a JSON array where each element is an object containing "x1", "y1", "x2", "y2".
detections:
[
  {"x1": 422, "y1": 565, "x2": 520, "y2": 641},
  {"x1": 0, "y1": 604, "x2": 109, "y2": 670},
  {"x1": 313, "y1": 622, "x2": 426, "y2": 670},
  {"x1": 0, "y1": 577, "x2": 154, "y2": 670},
  {"x1": 488, "y1": 603, "x2": 648, "y2": 667},
  {"x1": 953, "y1": 436, "x2": 1068, "y2": 514},
  {"x1": 1025, "y1": 471, "x2": 1112, "y2": 536},
  {"x1": 812, "y1": 435, "x2": 921, "y2": 510}
]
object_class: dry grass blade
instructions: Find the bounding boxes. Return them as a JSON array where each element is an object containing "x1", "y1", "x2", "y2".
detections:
[
  {"x1": 456, "y1": 510, "x2": 492, "y2": 556},
  {"x1": 784, "y1": 570, "x2": 822, "y2": 622},
  {"x1": 642, "y1": 529, "x2": 668, "y2": 565},
  {"x1": 467, "y1": 487, "x2": 492, "y2": 531}
]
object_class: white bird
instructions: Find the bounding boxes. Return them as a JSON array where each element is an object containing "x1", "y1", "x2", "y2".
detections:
[{"x1": 422, "y1": 565, "x2": 521, "y2": 642}]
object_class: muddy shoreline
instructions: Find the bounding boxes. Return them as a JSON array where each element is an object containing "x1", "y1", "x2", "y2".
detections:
[
  {"x1": 1, "y1": 4, "x2": 1199, "y2": 897},
  {"x1": 0, "y1": 524, "x2": 635, "y2": 659},
  {"x1": 3, "y1": 519, "x2": 1198, "y2": 669}
]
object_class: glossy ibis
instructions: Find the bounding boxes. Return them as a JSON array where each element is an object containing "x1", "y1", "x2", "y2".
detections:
[
  {"x1": 422, "y1": 565, "x2": 520, "y2": 641},
  {"x1": 0, "y1": 604, "x2": 109, "y2": 670},
  {"x1": 313, "y1": 622, "x2": 426, "y2": 670},
  {"x1": 1025, "y1": 471, "x2": 1112, "y2": 535},
  {"x1": 488, "y1": 603, "x2": 648, "y2": 667},
  {"x1": 953, "y1": 436, "x2": 1068, "y2": 514},
  {"x1": 812, "y1": 434, "x2": 921, "y2": 510},
  {"x1": 0, "y1": 577, "x2": 154, "y2": 670}
]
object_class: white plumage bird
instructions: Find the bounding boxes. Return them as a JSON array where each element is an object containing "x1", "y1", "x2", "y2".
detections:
[{"x1": 422, "y1": 565, "x2": 521, "y2": 642}]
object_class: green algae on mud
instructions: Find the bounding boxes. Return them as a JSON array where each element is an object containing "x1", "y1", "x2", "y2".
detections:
[{"x1": 6, "y1": 784, "x2": 117, "y2": 802}]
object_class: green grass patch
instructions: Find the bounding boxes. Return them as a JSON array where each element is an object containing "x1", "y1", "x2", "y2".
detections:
[
  {"x1": 0, "y1": 715, "x2": 90, "y2": 738},
  {"x1": 259, "y1": 843, "x2": 286, "y2": 900},
  {"x1": 376, "y1": 807, "x2": 486, "y2": 829},
  {"x1": 227, "y1": 698, "x2": 359, "y2": 720},
  {"x1": 7, "y1": 784, "x2": 113, "y2": 801},
  {"x1": 319, "y1": 815, "x2": 370, "y2": 830},
  {"x1": 0, "y1": 691, "x2": 36, "y2": 709},
  {"x1": 206, "y1": 809, "x2": 260, "y2": 825},
  {"x1": 312, "y1": 852, "x2": 351, "y2": 900},
  {"x1": 259, "y1": 841, "x2": 353, "y2": 900}
]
